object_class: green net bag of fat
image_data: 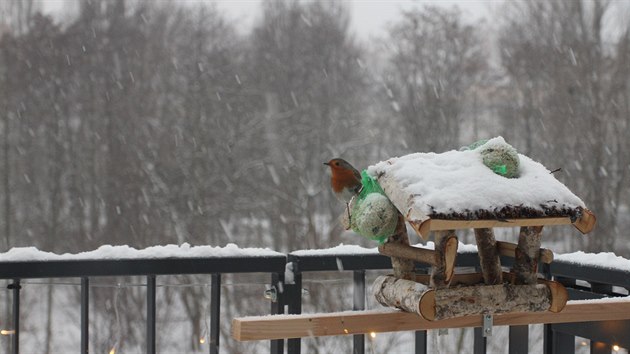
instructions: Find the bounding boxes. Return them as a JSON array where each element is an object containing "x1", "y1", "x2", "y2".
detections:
[{"x1": 350, "y1": 170, "x2": 398, "y2": 243}]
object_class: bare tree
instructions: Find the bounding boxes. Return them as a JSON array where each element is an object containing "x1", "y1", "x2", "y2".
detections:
[
  {"x1": 385, "y1": 6, "x2": 485, "y2": 152},
  {"x1": 498, "y1": 0, "x2": 630, "y2": 252}
]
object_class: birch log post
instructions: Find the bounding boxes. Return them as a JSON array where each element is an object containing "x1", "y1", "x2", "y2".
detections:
[
  {"x1": 474, "y1": 228, "x2": 502, "y2": 285},
  {"x1": 378, "y1": 243, "x2": 438, "y2": 266},
  {"x1": 372, "y1": 275, "x2": 434, "y2": 319},
  {"x1": 432, "y1": 283, "x2": 552, "y2": 320},
  {"x1": 512, "y1": 226, "x2": 544, "y2": 284},
  {"x1": 430, "y1": 230, "x2": 458, "y2": 288},
  {"x1": 373, "y1": 274, "x2": 561, "y2": 321},
  {"x1": 496, "y1": 241, "x2": 554, "y2": 264},
  {"x1": 386, "y1": 214, "x2": 415, "y2": 280}
]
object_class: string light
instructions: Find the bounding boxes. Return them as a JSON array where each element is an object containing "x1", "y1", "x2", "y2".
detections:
[
  {"x1": 613, "y1": 344, "x2": 620, "y2": 352},
  {"x1": 369, "y1": 332, "x2": 376, "y2": 339},
  {"x1": 580, "y1": 341, "x2": 588, "y2": 346},
  {"x1": 0, "y1": 330, "x2": 15, "y2": 335},
  {"x1": 199, "y1": 337, "x2": 206, "y2": 344},
  {"x1": 109, "y1": 347, "x2": 116, "y2": 354}
]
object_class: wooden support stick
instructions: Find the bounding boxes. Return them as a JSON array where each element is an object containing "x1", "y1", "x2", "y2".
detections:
[
  {"x1": 372, "y1": 275, "x2": 434, "y2": 319},
  {"x1": 378, "y1": 243, "x2": 437, "y2": 266},
  {"x1": 232, "y1": 299, "x2": 630, "y2": 341},
  {"x1": 430, "y1": 230, "x2": 458, "y2": 288},
  {"x1": 512, "y1": 226, "x2": 543, "y2": 285},
  {"x1": 386, "y1": 214, "x2": 415, "y2": 280},
  {"x1": 474, "y1": 228, "x2": 502, "y2": 285},
  {"x1": 496, "y1": 241, "x2": 554, "y2": 264}
]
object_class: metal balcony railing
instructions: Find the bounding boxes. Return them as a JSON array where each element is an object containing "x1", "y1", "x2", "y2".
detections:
[{"x1": 0, "y1": 246, "x2": 628, "y2": 354}]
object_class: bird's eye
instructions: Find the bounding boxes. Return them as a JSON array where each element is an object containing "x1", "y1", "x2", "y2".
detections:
[{"x1": 335, "y1": 162, "x2": 340, "y2": 166}]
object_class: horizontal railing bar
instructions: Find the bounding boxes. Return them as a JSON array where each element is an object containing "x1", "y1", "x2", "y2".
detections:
[
  {"x1": 0, "y1": 256, "x2": 287, "y2": 279},
  {"x1": 550, "y1": 261, "x2": 630, "y2": 288}
]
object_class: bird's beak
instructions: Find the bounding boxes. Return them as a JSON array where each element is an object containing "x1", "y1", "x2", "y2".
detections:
[{"x1": 323, "y1": 162, "x2": 330, "y2": 166}]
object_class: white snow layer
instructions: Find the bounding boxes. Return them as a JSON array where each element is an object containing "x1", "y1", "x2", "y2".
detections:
[
  {"x1": 555, "y1": 251, "x2": 630, "y2": 270},
  {"x1": 0, "y1": 243, "x2": 283, "y2": 262},
  {"x1": 289, "y1": 241, "x2": 478, "y2": 256},
  {"x1": 367, "y1": 136, "x2": 585, "y2": 220}
]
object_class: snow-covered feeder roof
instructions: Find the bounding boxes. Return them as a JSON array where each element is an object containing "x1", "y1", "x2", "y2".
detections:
[{"x1": 367, "y1": 137, "x2": 595, "y2": 238}]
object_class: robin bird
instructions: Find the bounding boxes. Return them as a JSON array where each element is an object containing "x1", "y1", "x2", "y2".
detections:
[{"x1": 324, "y1": 159, "x2": 363, "y2": 222}]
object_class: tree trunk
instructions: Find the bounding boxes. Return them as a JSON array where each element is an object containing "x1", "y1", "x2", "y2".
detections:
[
  {"x1": 474, "y1": 228, "x2": 502, "y2": 285},
  {"x1": 512, "y1": 226, "x2": 543, "y2": 284},
  {"x1": 386, "y1": 214, "x2": 415, "y2": 280}
]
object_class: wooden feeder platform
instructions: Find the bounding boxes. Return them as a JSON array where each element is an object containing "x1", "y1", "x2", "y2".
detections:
[{"x1": 233, "y1": 144, "x2": 602, "y2": 341}]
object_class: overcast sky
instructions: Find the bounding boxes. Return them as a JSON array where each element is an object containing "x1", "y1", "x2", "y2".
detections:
[
  {"x1": 213, "y1": 0, "x2": 494, "y2": 38},
  {"x1": 41, "y1": 0, "x2": 496, "y2": 39}
]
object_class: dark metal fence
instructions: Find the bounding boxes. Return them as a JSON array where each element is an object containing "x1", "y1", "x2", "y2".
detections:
[{"x1": 0, "y1": 248, "x2": 628, "y2": 354}]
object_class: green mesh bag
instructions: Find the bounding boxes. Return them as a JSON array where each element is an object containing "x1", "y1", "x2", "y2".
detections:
[
  {"x1": 350, "y1": 171, "x2": 398, "y2": 243},
  {"x1": 462, "y1": 139, "x2": 520, "y2": 178}
]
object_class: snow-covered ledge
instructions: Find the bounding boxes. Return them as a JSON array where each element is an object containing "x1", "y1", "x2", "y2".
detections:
[{"x1": 0, "y1": 243, "x2": 284, "y2": 262}]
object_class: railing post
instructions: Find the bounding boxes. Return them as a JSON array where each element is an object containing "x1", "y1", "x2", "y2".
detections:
[
  {"x1": 415, "y1": 331, "x2": 427, "y2": 354},
  {"x1": 210, "y1": 273, "x2": 221, "y2": 354},
  {"x1": 270, "y1": 272, "x2": 284, "y2": 354},
  {"x1": 353, "y1": 270, "x2": 365, "y2": 354},
  {"x1": 287, "y1": 268, "x2": 302, "y2": 354},
  {"x1": 473, "y1": 327, "x2": 486, "y2": 354},
  {"x1": 508, "y1": 325, "x2": 528, "y2": 354},
  {"x1": 146, "y1": 275, "x2": 156, "y2": 354},
  {"x1": 9, "y1": 279, "x2": 20, "y2": 354},
  {"x1": 81, "y1": 277, "x2": 89, "y2": 354}
]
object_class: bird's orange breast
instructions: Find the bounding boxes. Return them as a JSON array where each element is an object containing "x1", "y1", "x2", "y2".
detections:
[{"x1": 330, "y1": 168, "x2": 361, "y2": 193}]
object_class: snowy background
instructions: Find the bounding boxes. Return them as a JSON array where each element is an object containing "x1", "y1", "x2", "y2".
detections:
[{"x1": 1, "y1": 0, "x2": 630, "y2": 352}]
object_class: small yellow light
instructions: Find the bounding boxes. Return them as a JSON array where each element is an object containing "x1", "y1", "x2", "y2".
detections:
[
  {"x1": 109, "y1": 347, "x2": 116, "y2": 354},
  {"x1": 343, "y1": 329, "x2": 349, "y2": 334},
  {"x1": 0, "y1": 330, "x2": 15, "y2": 336},
  {"x1": 369, "y1": 332, "x2": 376, "y2": 339},
  {"x1": 199, "y1": 337, "x2": 206, "y2": 344},
  {"x1": 581, "y1": 341, "x2": 588, "y2": 346},
  {"x1": 613, "y1": 344, "x2": 620, "y2": 352}
]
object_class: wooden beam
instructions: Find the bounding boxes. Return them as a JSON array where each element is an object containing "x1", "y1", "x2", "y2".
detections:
[
  {"x1": 378, "y1": 243, "x2": 437, "y2": 266},
  {"x1": 232, "y1": 300, "x2": 630, "y2": 341},
  {"x1": 413, "y1": 217, "x2": 572, "y2": 239},
  {"x1": 496, "y1": 241, "x2": 554, "y2": 264}
]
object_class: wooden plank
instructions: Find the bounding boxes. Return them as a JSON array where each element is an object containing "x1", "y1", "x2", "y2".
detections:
[
  {"x1": 414, "y1": 217, "x2": 572, "y2": 239},
  {"x1": 232, "y1": 300, "x2": 630, "y2": 341}
]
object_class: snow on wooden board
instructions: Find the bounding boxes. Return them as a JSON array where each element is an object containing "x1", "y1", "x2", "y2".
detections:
[
  {"x1": 0, "y1": 243, "x2": 283, "y2": 262},
  {"x1": 367, "y1": 137, "x2": 591, "y2": 237}
]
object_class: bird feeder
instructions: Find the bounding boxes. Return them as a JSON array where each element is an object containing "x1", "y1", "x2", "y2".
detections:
[{"x1": 364, "y1": 137, "x2": 595, "y2": 320}]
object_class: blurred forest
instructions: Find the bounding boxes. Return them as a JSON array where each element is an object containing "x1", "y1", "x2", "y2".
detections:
[{"x1": 1, "y1": 0, "x2": 630, "y2": 352}]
